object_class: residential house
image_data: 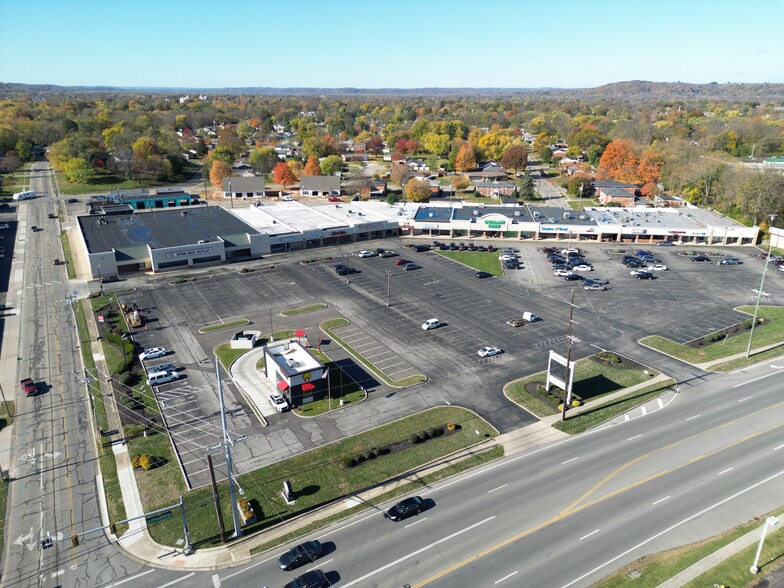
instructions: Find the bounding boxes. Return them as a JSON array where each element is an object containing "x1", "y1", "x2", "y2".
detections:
[
  {"x1": 359, "y1": 180, "x2": 387, "y2": 200},
  {"x1": 597, "y1": 187, "x2": 636, "y2": 207},
  {"x1": 474, "y1": 180, "x2": 517, "y2": 198},
  {"x1": 466, "y1": 166, "x2": 509, "y2": 182},
  {"x1": 654, "y1": 193, "x2": 687, "y2": 207},
  {"x1": 222, "y1": 176, "x2": 266, "y2": 199},
  {"x1": 300, "y1": 176, "x2": 341, "y2": 197}
]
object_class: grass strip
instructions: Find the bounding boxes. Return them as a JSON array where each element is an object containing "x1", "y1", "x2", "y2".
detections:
[
  {"x1": 595, "y1": 508, "x2": 784, "y2": 588},
  {"x1": 320, "y1": 319, "x2": 426, "y2": 387},
  {"x1": 0, "y1": 479, "x2": 7, "y2": 557},
  {"x1": 281, "y1": 304, "x2": 327, "y2": 317},
  {"x1": 249, "y1": 445, "x2": 504, "y2": 556},
  {"x1": 0, "y1": 400, "x2": 14, "y2": 432},
  {"x1": 146, "y1": 406, "x2": 497, "y2": 548},
  {"x1": 434, "y1": 250, "x2": 503, "y2": 276},
  {"x1": 640, "y1": 306, "x2": 784, "y2": 365},
  {"x1": 199, "y1": 319, "x2": 250, "y2": 334},
  {"x1": 61, "y1": 231, "x2": 77, "y2": 280},
  {"x1": 553, "y1": 379, "x2": 676, "y2": 435}
]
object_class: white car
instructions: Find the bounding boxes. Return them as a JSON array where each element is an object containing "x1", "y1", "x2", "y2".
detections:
[
  {"x1": 499, "y1": 254, "x2": 518, "y2": 261},
  {"x1": 281, "y1": 195, "x2": 294, "y2": 201},
  {"x1": 477, "y1": 346, "x2": 502, "y2": 357},
  {"x1": 139, "y1": 347, "x2": 166, "y2": 361},
  {"x1": 357, "y1": 250, "x2": 375, "y2": 258},
  {"x1": 148, "y1": 363, "x2": 176, "y2": 376},
  {"x1": 630, "y1": 269, "x2": 647, "y2": 276},
  {"x1": 572, "y1": 264, "x2": 593, "y2": 272},
  {"x1": 268, "y1": 392, "x2": 288, "y2": 412},
  {"x1": 647, "y1": 264, "x2": 668, "y2": 271},
  {"x1": 554, "y1": 268, "x2": 573, "y2": 277},
  {"x1": 421, "y1": 318, "x2": 441, "y2": 330},
  {"x1": 561, "y1": 248, "x2": 581, "y2": 255}
]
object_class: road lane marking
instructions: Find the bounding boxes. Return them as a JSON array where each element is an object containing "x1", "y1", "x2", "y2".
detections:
[
  {"x1": 100, "y1": 569, "x2": 155, "y2": 587},
  {"x1": 733, "y1": 369, "x2": 784, "y2": 388},
  {"x1": 488, "y1": 484, "x2": 508, "y2": 494},
  {"x1": 212, "y1": 575, "x2": 220, "y2": 588},
  {"x1": 738, "y1": 396, "x2": 752, "y2": 402},
  {"x1": 685, "y1": 414, "x2": 701, "y2": 421},
  {"x1": 626, "y1": 435, "x2": 643, "y2": 441},
  {"x1": 494, "y1": 571, "x2": 518, "y2": 584},
  {"x1": 718, "y1": 467, "x2": 733, "y2": 476},
  {"x1": 579, "y1": 530, "x2": 599, "y2": 541},
  {"x1": 775, "y1": 444, "x2": 784, "y2": 450},
  {"x1": 561, "y1": 468, "x2": 784, "y2": 587},
  {"x1": 641, "y1": 406, "x2": 647, "y2": 415},
  {"x1": 51, "y1": 570, "x2": 64, "y2": 578},
  {"x1": 652, "y1": 496, "x2": 670, "y2": 506},
  {"x1": 342, "y1": 516, "x2": 496, "y2": 588},
  {"x1": 561, "y1": 457, "x2": 579, "y2": 465},
  {"x1": 405, "y1": 518, "x2": 428, "y2": 528},
  {"x1": 158, "y1": 573, "x2": 195, "y2": 588}
]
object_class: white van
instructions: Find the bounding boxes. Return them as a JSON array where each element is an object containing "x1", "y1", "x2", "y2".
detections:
[
  {"x1": 147, "y1": 371, "x2": 177, "y2": 386},
  {"x1": 421, "y1": 318, "x2": 441, "y2": 330}
]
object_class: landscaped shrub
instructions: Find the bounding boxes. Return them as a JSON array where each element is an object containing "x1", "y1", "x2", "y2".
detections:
[
  {"x1": 355, "y1": 453, "x2": 366, "y2": 464},
  {"x1": 428, "y1": 427, "x2": 443, "y2": 438},
  {"x1": 363, "y1": 450, "x2": 374, "y2": 460},
  {"x1": 118, "y1": 371, "x2": 134, "y2": 386},
  {"x1": 371, "y1": 447, "x2": 381, "y2": 457},
  {"x1": 131, "y1": 455, "x2": 142, "y2": 468},
  {"x1": 342, "y1": 456, "x2": 356, "y2": 468},
  {"x1": 704, "y1": 332, "x2": 722, "y2": 343},
  {"x1": 597, "y1": 352, "x2": 621, "y2": 364},
  {"x1": 420, "y1": 430, "x2": 431, "y2": 440},
  {"x1": 447, "y1": 422, "x2": 460, "y2": 432},
  {"x1": 138, "y1": 454, "x2": 154, "y2": 470},
  {"x1": 571, "y1": 399, "x2": 582, "y2": 407},
  {"x1": 410, "y1": 434, "x2": 422, "y2": 444}
]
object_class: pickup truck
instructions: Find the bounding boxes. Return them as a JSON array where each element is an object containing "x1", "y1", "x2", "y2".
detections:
[
  {"x1": 20, "y1": 378, "x2": 38, "y2": 396},
  {"x1": 506, "y1": 319, "x2": 527, "y2": 327}
]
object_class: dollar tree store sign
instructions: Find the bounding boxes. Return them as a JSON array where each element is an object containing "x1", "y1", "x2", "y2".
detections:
[{"x1": 484, "y1": 219, "x2": 506, "y2": 229}]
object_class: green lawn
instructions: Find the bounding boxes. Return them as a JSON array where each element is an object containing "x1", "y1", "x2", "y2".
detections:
[
  {"x1": 640, "y1": 306, "x2": 784, "y2": 366},
  {"x1": 281, "y1": 303, "x2": 327, "y2": 317},
  {"x1": 54, "y1": 162, "x2": 200, "y2": 195},
  {"x1": 434, "y1": 250, "x2": 503, "y2": 276},
  {"x1": 321, "y1": 319, "x2": 426, "y2": 387},
  {"x1": 505, "y1": 353, "x2": 660, "y2": 417},
  {"x1": 0, "y1": 400, "x2": 14, "y2": 433},
  {"x1": 147, "y1": 407, "x2": 497, "y2": 548},
  {"x1": 198, "y1": 319, "x2": 250, "y2": 334},
  {"x1": 294, "y1": 349, "x2": 365, "y2": 416},
  {"x1": 596, "y1": 508, "x2": 784, "y2": 588},
  {"x1": 0, "y1": 479, "x2": 7, "y2": 557}
]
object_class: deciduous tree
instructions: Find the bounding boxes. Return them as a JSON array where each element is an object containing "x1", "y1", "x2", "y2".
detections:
[
  {"x1": 454, "y1": 143, "x2": 477, "y2": 172},
  {"x1": 249, "y1": 147, "x2": 279, "y2": 174},
  {"x1": 451, "y1": 175, "x2": 469, "y2": 191},
  {"x1": 366, "y1": 136, "x2": 384, "y2": 155},
  {"x1": 597, "y1": 139, "x2": 640, "y2": 183},
  {"x1": 500, "y1": 143, "x2": 528, "y2": 174},
  {"x1": 320, "y1": 155, "x2": 343, "y2": 176},
  {"x1": 303, "y1": 155, "x2": 322, "y2": 176},
  {"x1": 64, "y1": 157, "x2": 94, "y2": 184},
  {"x1": 637, "y1": 149, "x2": 664, "y2": 185},
  {"x1": 404, "y1": 178, "x2": 432, "y2": 202},
  {"x1": 209, "y1": 160, "x2": 231, "y2": 188},
  {"x1": 273, "y1": 161, "x2": 298, "y2": 188}
]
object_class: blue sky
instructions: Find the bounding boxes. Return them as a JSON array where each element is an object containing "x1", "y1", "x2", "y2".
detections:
[{"x1": 1, "y1": 0, "x2": 780, "y2": 89}]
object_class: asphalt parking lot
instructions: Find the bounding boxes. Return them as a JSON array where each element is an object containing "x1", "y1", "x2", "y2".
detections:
[{"x1": 108, "y1": 239, "x2": 784, "y2": 480}]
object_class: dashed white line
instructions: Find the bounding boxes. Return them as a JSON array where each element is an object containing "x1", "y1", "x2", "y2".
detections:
[
  {"x1": 561, "y1": 457, "x2": 580, "y2": 465},
  {"x1": 685, "y1": 414, "x2": 701, "y2": 421},
  {"x1": 494, "y1": 571, "x2": 518, "y2": 584},
  {"x1": 652, "y1": 496, "x2": 670, "y2": 506},
  {"x1": 212, "y1": 574, "x2": 221, "y2": 588},
  {"x1": 579, "y1": 529, "x2": 600, "y2": 541},
  {"x1": 733, "y1": 370, "x2": 784, "y2": 388},
  {"x1": 718, "y1": 467, "x2": 734, "y2": 476},
  {"x1": 100, "y1": 569, "x2": 155, "y2": 587},
  {"x1": 626, "y1": 434, "x2": 643, "y2": 441},
  {"x1": 738, "y1": 396, "x2": 752, "y2": 402},
  {"x1": 405, "y1": 517, "x2": 427, "y2": 528},
  {"x1": 775, "y1": 444, "x2": 784, "y2": 451},
  {"x1": 488, "y1": 484, "x2": 508, "y2": 494}
]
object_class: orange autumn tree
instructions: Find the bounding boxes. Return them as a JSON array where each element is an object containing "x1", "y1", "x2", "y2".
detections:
[
  {"x1": 637, "y1": 148, "x2": 664, "y2": 185},
  {"x1": 597, "y1": 139, "x2": 640, "y2": 184},
  {"x1": 454, "y1": 143, "x2": 477, "y2": 172},
  {"x1": 209, "y1": 160, "x2": 231, "y2": 188},
  {"x1": 303, "y1": 155, "x2": 322, "y2": 176},
  {"x1": 273, "y1": 161, "x2": 298, "y2": 189}
]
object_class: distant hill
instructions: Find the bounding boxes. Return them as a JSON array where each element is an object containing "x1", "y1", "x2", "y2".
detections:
[{"x1": 2, "y1": 80, "x2": 784, "y2": 102}]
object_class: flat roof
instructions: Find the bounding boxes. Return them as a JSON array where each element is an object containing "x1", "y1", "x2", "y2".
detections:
[
  {"x1": 78, "y1": 206, "x2": 259, "y2": 256},
  {"x1": 267, "y1": 341, "x2": 322, "y2": 376},
  {"x1": 227, "y1": 205, "x2": 302, "y2": 235},
  {"x1": 584, "y1": 207, "x2": 746, "y2": 229},
  {"x1": 528, "y1": 206, "x2": 597, "y2": 226}
]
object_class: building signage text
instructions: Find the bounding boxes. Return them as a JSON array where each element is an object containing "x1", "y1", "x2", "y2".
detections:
[{"x1": 166, "y1": 247, "x2": 212, "y2": 259}]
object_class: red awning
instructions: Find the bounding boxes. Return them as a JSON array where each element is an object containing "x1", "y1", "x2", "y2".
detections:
[
  {"x1": 277, "y1": 380, "x2": 289, "y2": 391},
  {"x1": 295, "y1": 329, "x2": 306, "y2": 337},
  {"x1": 301, "y1": 382, "x2": 315, "y2": 392}
]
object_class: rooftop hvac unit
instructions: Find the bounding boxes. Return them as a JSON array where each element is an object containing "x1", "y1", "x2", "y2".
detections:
[
  {"x1": 533, "y1": 211, "x2": 540, "y2": 218},
  {"x1": 563, "y1": 212, "x2": 571, "y2": 219},
  {"x1": 514, "y1": 210, "x2": 521, "y2": 216},
  {"x1": 473, "y1": 209, "x2": 479, "y2": 216},
  {"x1": 579, "y1": 215, "x2": 587, "y2": 220},
  {"x1": 198, "y1": 239, "x2": 208, "y2": 243},
  {"x1": 548, "y1": 218, "x2": 556, "y2": 223},
  {"x1": 428, "y1": 212, "x2": 433, "y2": 217}
]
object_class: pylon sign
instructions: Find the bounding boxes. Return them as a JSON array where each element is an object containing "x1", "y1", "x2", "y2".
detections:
[{"x1": 546, "y1": 350, "x2": 576, "y2": 404}]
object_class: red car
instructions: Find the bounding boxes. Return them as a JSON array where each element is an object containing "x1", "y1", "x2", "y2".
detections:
[
  {"x1": 328, "y1": 197, "x2": 341, "y2": 202},
  {"x1": 394, "y1": 259, "x2": 411, "y2": 266},
  {"x1": 20, "y1": 378, "x2": 38, "y2": 396}
]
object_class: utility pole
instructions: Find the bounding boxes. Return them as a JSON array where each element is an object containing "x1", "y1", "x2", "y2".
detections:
[
  {"x1": 560, "y1": 288, "x2": 576, "y2": 422},
  {"x1": 269, "y1": 308, "x2": 274, "y2": 342},
  {"x1": 179, "y1": 495, "x2": 194, "y2": 554},
  {"x1": 216, "y1": 358, "x2": 243, "y2": 538},
  {"x1": 746, "y1": 214, "x2": 776, "y2": 357},
  {"x1": 207, "y1": 454, "x2": 227, "y2": 543}
]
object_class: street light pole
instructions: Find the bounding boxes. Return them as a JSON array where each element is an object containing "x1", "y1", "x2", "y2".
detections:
[
  {"x1": 746, "y1": 214, "x2": 776, "y2": 358},
  {"x1": 386, "y1": 270, "x2": 392, "y2": 307},
  {"x1": 751, "y1": 516, "x2": 779, "y2": 574},
  {"x1": 98, "y1": 265, "x2": 103, "y2": 295}
]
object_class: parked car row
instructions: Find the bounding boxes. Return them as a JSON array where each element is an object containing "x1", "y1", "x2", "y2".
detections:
[
  {"x1": 139, "y1": 347, "x2": 181, "y2": 386},
  {"x1": 432, "y1": 241, "x2": 497, "y2": 253}
]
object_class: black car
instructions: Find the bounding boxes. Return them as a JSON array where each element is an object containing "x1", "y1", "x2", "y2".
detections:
[
  {"x1": 385, "y1": 496, "x2": 424, "y2": 521},
  {"x1": 66, "y1": 198, "x2": 79, "y2": 204},
  {"x1": 564, "y1": 273, "x2": 582, "y2": 281},
  {"x1": 691, "y1": 255, "x2": 710, "y2": 262},
  {"x1": 503, "y1": 262, "x2": 519, "y2": 270},
  {"x1": 403, "y1": 263, "x2": 421, "y2": 271},
  {"x1": 476, "y1": 271, "x2": 492, "y2": 279},
  {"x1": 719, "y1": 257, "x2": 743, "y2": 265},
  {"x1": 337, "y1": 266, "x2": 358, "y2": 275},
  {"x1": 412, "y1": 245, "x2": 430, "y2": 252},
  {"x1": 100, "y1": 275, "x2": 119, "y2": 283},
  {"x1": 289, "y1": 569, "x2": 329, "y2": 588},
  {"x1": 624, "y1": 260, "x2": 645, "y2": 268},
  {"x1": 635, "y1": 271, "x2": 655, "y2": 279},
  {"x1": 277, "y1": 540, "x2": 323, "y2": 571}
]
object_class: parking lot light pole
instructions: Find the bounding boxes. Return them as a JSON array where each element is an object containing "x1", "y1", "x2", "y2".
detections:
[
  {"x1": 98, "y1": 265, "x2": 103, "y2": 295},
  {"x1": 746, "y1": 214, "x2": 776, "y2": 358},
  {"x1": 386, "y1": 270, "x2": 392, "y2": 307}
]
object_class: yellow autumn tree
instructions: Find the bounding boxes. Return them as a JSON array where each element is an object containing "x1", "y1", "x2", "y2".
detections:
[{"x1": 209, "y1": 160, "x2": 231, "y2": 188}]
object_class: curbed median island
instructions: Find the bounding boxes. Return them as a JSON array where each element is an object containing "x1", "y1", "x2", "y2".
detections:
[{"x1": 145, "y1": 406, "x2": 499, "y2": 549}]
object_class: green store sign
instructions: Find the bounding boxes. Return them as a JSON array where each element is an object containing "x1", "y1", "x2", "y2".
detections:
[{"x1": 484, "y1": 219, "x2": 506, "y2": 229}]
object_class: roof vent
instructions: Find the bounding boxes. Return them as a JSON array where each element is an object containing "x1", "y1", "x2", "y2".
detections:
[
  {"x1": 514, "y1": 210, "x2": 520, "y2": 216},
  {"x1": 198, "y1": 239, "x2": 208, "y2": 243}
]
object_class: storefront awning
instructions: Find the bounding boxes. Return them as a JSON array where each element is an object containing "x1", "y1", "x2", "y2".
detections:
[
  {"x1": 295, "y1": 329, "x2": 306, "y2": 337},
  {"x1": 301, "y1": 382, "x2": 315, "y2": 392},
  {"x1": 277, "y1": 380, "x2": 289, "y2": 391}
]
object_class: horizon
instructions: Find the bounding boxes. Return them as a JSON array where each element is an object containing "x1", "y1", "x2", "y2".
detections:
[{"x1": 1, "y1": 0, "x2": 781, "y2": 88}]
